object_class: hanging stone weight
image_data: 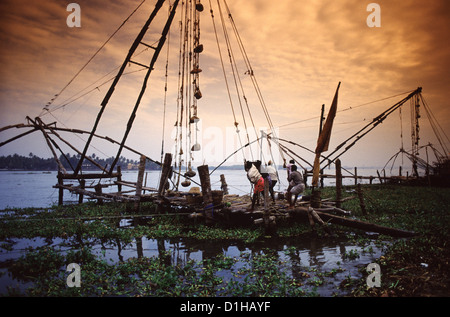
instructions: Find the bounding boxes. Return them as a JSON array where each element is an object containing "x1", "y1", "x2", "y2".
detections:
[
  {"x1": 194, "y1": 89, "x2": 202, "y2": 99},
  {"x1": 191, "y1": 143, "x2": 201, "y2": 151},
  {"x1": 196, "y1": 3, "x2": 204, "y2": 12},
  {"x1": 185, "y1": 168, "x2": 196, "y2": 178},
  {"x1": 191, "y1": 68, "x2": 202, "y2": 74},
  {"x1": 194, "y1": 44, "x2": 203, "y2": 53},
  {"x1": 190, "y1": 115, "x2": 200, "y2": 124}
]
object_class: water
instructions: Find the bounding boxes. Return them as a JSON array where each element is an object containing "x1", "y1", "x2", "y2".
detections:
[
  {"x1": 0, "y1": 167, "x2": 386, "y2": 209},
  {"x1": 0, "y1": 168, "x2": 389, "y2": 296},
  {"x1": 0, "y1": 235, "x2": 387, "y2": 296}
]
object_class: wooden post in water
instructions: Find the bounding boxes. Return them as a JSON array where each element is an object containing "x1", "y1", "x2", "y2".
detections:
[
  {"x1": 94, "y1": 183, "x2": 103, "y2": 205},
  {"x1": 335, "y1": 159, "x2": 342, "y2": 209},
  {"x1": 198, "y1": 165, "x2": 213, "y2": 224},
  {"x1": 158, "y1": 153, "x2": 172, "y2": 197},
  {"x1": 78, "y1": 179, "x2": 85, "y2": 204},
  {"x1": 134, "y1": 155, "x2": 146, "y2": 210},
  {"x1": 117, "y1": 166, "x2": 122, "y2": 193},
  {"x1": 311, "y1": 188, "x2": 321, "y2": 208},
  {"x1": 303, "y1": 169, "x2": 308, "y2": 188},
  {"x1": 220, "y1": 174, "x2": 229, "y2": 195},
  {"x1": 320, "y1": 168, "x2": 324, "y2": 188},
  {"x1": 58, "y1": 171, "x2": 64, "y2": 206},
  {"x1": 354, "y1": 167, "x2": 358, "y2": 186},
  {"x1": 357, "y1": 183, "x2": 367, "y2": 215},
  {"x1": 377, "y1": 170, "x2": 383, "y2": 184}
]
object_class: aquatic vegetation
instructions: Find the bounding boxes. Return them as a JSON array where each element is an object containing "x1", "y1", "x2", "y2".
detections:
[{"x1": 1, "y1": 184, "x2": 449, "y2": 296}]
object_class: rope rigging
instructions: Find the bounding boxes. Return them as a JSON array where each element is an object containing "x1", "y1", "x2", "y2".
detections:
[
  {"x1": 3, "y1": 0, "x2": 449, "y2": 195},
  {"x1": 39, "y1": 0, "x2": 148, "y2": 118},
  {"x1": 207, "y1": 0, "x2": 287, "y2": 173},
  {"x1": 173, "y1": 0, "x2": 205, "y2": 189}
]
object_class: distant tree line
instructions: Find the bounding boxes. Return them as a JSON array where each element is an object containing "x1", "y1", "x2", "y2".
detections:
[{"x1": 0, "y1": 153, "x2": 160, "y2": 171}]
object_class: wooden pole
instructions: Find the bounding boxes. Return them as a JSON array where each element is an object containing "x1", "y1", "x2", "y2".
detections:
[
  {"x1": 197, "y1": 165, "x2": 213, "y2": 224},
  {"x1": 158, "y1": 153, "x2": 172, "y2": 197},
  {"x1": 320, "y1": 168, "x2": 324, "y2": 188},
  {"x1": 94, "y1": 183, "x2": 103, "y2": 205},
  {"x1": 311, "y1": 188, "x2": 321, "y2": 208},
  {"x1": 291, "y1": 207, "x2": 416, "y2": 237},
  {"x1": 357, "y1": 183, "x2": 367, "y2": 215},
  {"x1": 354, "y1": 167, "x2": 358, "y2": 186},
  {"x1": 58, "y1": 171, "x2": 64, "y2": 206},
  {"x1": 377, "y1": 170, "x2": 383, "y2": 184},
  {"x1": 74, "y1": 0, "x2": 168, "y2": 176},
  {"x1": 134, "y1": 155, "x2": 146, "y2": 210},
  {"x1": 335, "y1": 159, "x2": 342, "y2": 208},
  {"x1": 108, "y1": 0, "x2": 180, "y2": 174},
  {"x1": 117, "y1": 166, "x2": 122, "y2": 193},
  {"x1": 30, "y1": 117, "x2": 67, "y2": 174},
  {"x1": 41, "y1": 121, "x2": 108, "y2": 173},
  {"x1": 263, "y1": 177, "x2": 273, "y2": 234},
  {"x1": 319, "y1": 104, "x2": 325, "y2": 136},
  {"x1": 220, "y1": 174, "x2": 229, "y2": 195},
  {"x1": 303, "y1": 168, "x2": 308, "y2": 188},
  {"x1": 78, "y1": 179, "x2": 85, "y2": 204},
  {"x1": 309, "y1": 207, "x2": 332, "y2": 235}
]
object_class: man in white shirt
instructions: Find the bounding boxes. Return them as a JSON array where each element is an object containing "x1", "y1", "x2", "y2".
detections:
[{"x1": 266, "y1": 160, "x2": 278, "y2": 203}]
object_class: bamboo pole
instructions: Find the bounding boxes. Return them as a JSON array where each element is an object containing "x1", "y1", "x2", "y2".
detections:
[
  {"x1": 198, "y1": 165, "x2": 213, "y2": 224},
  {"x1": 220, "y1": 174, "x2": 229, "y2": 195},
  {"x1": 78, "y1": 179, "x2": 85, "y2": 204},
  {"x1": 357, "y1": 183, "x2": 367, "y2": 215},
  {"x1": 58, "y1": 171, "x2": 64, "y2": 205},
  {"x1": 134, "y1": 155, "x2": 146, "y2": 210},
  {"x1": 291, "y1": 207, "x2": 416, "y2": 237},
  {"x1": 377, "y1": 170, "x2": 383, "y2": 184},
  {"x1": 29, "y1": 117, "x2": 67, "y2": 174},
  {"x1": 117, "y1": 166, "x2": 122, "y2": 193},
  {"x1": 158, "y1": 153, "x2": 172, "y2": 197},
  {"x1": 335, "y1": 159, "x2": 342, "y2": 208},
  {"x1": 108, "y1": 0, "x2": 180, "y2": 174},
  {"x1": 74, "y1": 0, "x2": 168, "y2": 176}
]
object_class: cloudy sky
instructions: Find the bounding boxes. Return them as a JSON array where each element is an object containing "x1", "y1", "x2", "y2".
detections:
[{"x1": 0, "y1": 0, "x2": 449, "y2": 171}]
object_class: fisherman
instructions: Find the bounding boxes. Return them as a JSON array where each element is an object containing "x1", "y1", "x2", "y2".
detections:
[
  {"x1": 287, "y1": 165, "x2": 305, "y2": 208},
  {"x1": 245, "y1": 160, "x2": 265, "y2": 211},
  {"x1": 266, "y1": 160, "x2": 278, "y2": 203},
  {"x1": 283, "y1": 158, "x2": 295, "y2": 202},
  {"x1": 283, "y1": 158, "x2": 295, "y2": 180}
]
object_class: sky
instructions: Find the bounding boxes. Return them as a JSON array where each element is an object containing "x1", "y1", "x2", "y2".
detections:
[{"x1": 0, "y1": 0, "x2": 449, "y2": 172}]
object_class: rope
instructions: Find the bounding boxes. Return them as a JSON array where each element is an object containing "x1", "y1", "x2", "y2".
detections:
[
  {"x1": 159, "y1": 3, "x2": 173, "y2": 187},
  {"x1": 208, "y1": 0, "x2": 246, "y2": 159},
  {"x1": 419, "y1": 94, "x2": 450, "y2": 157},
  {"x1": 216, "y1": 0, "x2": 256, "y2": 160},
  {"x1": 222, "y1": 0, "x2": 282, "y2": 163},
  {"x1": 278, "y1": 89, "x2": 417, "y2": 130},
  {"x1": 39, "y1": 0, "x2": 147, "y2": 117}
]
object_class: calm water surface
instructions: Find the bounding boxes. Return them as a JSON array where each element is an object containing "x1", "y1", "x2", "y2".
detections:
[
  {"x1": 0, "y1": 167, "x2": 384, "y2": 209},
  {"x1": 0, "y1": 168, "x2": 388, "y2": 296},
  {"x1": 0, "y1": 234, "x2": 387, "y2": 296}
]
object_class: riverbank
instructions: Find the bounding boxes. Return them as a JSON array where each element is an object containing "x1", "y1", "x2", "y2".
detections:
[{"x1": 0, "y1": 184, "x2": 449, "y2": 297}]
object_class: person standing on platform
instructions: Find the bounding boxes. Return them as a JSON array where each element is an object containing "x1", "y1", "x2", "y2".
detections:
[
  {"x1": 287, "y1": 165, "x2": 305, "y2": 208},
  {"x1": 266, "y1": 160, "x2": 278, "y2": 203}
]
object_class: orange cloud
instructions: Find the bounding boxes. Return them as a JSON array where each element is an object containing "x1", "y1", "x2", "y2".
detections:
[{"x1": 0, "y1": 0, "x2": 448, "y2": 168}]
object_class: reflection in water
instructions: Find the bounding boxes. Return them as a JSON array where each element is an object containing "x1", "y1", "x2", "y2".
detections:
[{"x1": 0, "y1": 233, "x2": 386, "y2": 296}]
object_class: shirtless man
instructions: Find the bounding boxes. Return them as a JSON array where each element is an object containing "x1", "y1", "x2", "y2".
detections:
[{"x1": 287, "y1": 165, "x2": 305, "y2": 208}]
